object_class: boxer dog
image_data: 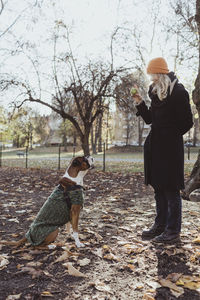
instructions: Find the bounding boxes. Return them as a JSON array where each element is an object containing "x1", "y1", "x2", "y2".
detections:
[{"x1": 3, "y1": 155, "x2": 94, "y2": 248}]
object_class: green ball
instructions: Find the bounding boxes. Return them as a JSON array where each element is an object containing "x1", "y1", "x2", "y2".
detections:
[{"x1": 130, "y1": 88, "x2": 137, "y2": 95}]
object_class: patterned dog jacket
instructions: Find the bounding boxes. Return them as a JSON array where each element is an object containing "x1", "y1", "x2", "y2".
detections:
[{"x1": 25, "y1": 185, "x2": 84, "y2": 246}]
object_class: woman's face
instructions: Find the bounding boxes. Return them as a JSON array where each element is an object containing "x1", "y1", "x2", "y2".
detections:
[{"x1": 149, "y1": 74, "x2": 159, "y2": 84}]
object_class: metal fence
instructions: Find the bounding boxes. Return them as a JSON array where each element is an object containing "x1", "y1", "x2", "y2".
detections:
[{"x1": 0, "y1": 144, "x2": 199, "y2": 173}]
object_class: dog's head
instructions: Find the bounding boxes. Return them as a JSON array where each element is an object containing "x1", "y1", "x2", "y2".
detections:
[
  {"x1": 71, "y1": 155, "x2": 94, "y2": 170},
  {"x1": 60, "y1": 155, "x2": 94, "y2": 188}
]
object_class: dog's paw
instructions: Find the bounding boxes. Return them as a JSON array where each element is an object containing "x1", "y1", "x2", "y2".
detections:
[{"x1": 71, "y1": 232, "x2": 85, "y2": 248}]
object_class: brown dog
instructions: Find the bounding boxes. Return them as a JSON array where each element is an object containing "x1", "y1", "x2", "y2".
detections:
[{"x1": 3, "y1": 156, "x2": 94, "y2": 248}]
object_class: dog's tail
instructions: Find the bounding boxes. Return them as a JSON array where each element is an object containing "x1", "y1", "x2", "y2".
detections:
[{"x1": 1, "y1": 237, "x2": 27, "y2": 248}]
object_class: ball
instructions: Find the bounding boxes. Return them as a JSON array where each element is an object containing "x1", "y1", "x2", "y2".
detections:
[{"x1": 130, "y1": 87, "x2": 137, "y2": 96}]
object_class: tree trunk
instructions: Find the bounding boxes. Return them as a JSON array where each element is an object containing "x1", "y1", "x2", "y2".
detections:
[
  {"x1": 26, "y1": 131, "x2": 30, "y2": 149},
  {"x1": 91, "y1": 125, "x2": 97, "y2": 154},
  {"x1": 138, "y1": 117, "x2": 144, "y2": 146},
  {"x1": 81, "y1": 138, "x2": 90, "y2": 155},
  {"x1": 192, "y1": 117, "x2": 198, "y2": 146},
  {"x1": 81, "y1": 129, "x2": 90, "y2": 156},
  {"x1": 63, "y1": 131, "x2": 67, "y2": 152},
  {"x1": 98, "y1": 114, "x2": 103, "y2": 152},
  {"x1": 105, "y1": 108, "x2": 109, "y2": 150},
  {"x1": 30, "y1": 130, "x2": 33, "y2": 150},
  {"x1": 182, "y1": 150, "x2": 200, "y2": 199},
  {"x1": 183, "y1": 0, "x2": 200, "y2": 198},
  {"x1": 94, "y1": 121, "x2": 99, "y2": 154},
  {"x1": 125, "y1": 121, "x2": 130, "y2": 146}
]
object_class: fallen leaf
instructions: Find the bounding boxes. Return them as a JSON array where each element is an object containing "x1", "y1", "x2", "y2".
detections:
[
  {"x1": 102, "y1": 245, "x2": 110, "y2": 252},
  {"x1": 64, "y1": 262, "x2": 86, "y2": 277},
  {"x1": 6, "y1": 294, "x2": 21, "y2": 300},
  {"x1": 161, "y1": 248, "x2": 177, "y2": 256},
  {"x1": 103, "y1": 253, "x2": 120, "y2": 262},
  {"x1": 116, "y1": 240, "x2": 131, "y2": 246},
  {"x1": 90, "y1": 280, "x2": 113, "y2": 294},
  {"x1": 43, "y1": 270, "x2": 53, "y2": 277},
  {"x1": 192, "y1": 237, "x2": 200, "y2": 244},
  {"x1": 19, "y1": 266, "x2": 43, "y2": 279},
  {"x1": 146, "y1": 281, "x2": 161, "y2": 289},
  {"x1": 159, "y1": 278, "x2": 184, "y2": 295},
  {"x1": 11, "y1": 233, "x2": 20, "y2": 238},
  {"x1": 20, "y1": 253, "x2": 33, "y2": 261},
  {"x1": 170, "y1": 289, "x2": 185, "y2": 298},
  {"x1": 16, "y1": 210, "x2": 26, "y2": 214},
  {"x1": 16, "y1": 264, "x2": 24, "y2": 269},
  {"x1": 41, "y1": 291, "x2": 54, "y2": 297},
  {"x1": 190, "y1": 251, "x2": 200, "y2": 262},
  {"x1": 119, "y1": 226, "x2": 132, "y2": 232},
  {"x1": 166, "y1": 273, "x2": 182, "y2": 283},
  {"x1": 189, "y1": 211, "x2": 199, "y2": 216},
  {"x1": 183, "y1": 281, "x2": 200, "y2": 290},
  {"x1": 142, "y1": 293, "x2": 155, "y2": 300},
  {"x1": 54, "y1": 251, "x2": 70, "y2": 263},
  {"x1": 135, "y1": 285, "x2": 144, "y2": 290},
  {"x1": 126, "y1": 264, "x2": 135, "y2": 272},
  {"x1": 93, "y1": 232, "x2": 103, "y2": 240},
  {"x1": 91, "y1": 248, "x2": 103, "y2": 258},
  {"x1": 26, "y1": 261, "x2": 43, "y2": 267},
  {"x1": 0, "y1": 254, "x2": 9, "y2": 269},
  {"x1": 47, "y1": 244, "x2": 57, "y2": 250},
  {"x1": 128, "y1": 247, "x2": 145, "y2": 255},
  {"x1": 176, "y1": 275, "x2": 200, "y2": 291},
  {"x1": 78, "y1": 258, "x2": 91, "y2": 266},
  {"x1": 8, "y1": 218, "x2": 19, "y2": 223}
]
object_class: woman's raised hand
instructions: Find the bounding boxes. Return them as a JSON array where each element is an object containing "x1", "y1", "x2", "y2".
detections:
[{"x1": 130, "y1": 86, "x2": 142, "y2": 104}]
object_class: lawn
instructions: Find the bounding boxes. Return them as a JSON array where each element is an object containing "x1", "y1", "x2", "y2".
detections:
[{"x1": 0, "y1": 146, "x2": 198, "y2": 174}]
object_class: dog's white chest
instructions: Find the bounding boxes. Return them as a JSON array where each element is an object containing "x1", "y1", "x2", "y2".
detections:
[{"x1": 63, "y1": 170, "x2": 88, "y2": 186}]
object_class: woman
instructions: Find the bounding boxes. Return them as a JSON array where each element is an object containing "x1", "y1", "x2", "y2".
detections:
[{"x1": 133, "y1": 57, "x2": 193, "y2": 243}]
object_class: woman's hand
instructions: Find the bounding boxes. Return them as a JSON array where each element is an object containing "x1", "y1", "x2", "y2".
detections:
[{"x1": 130, "y1": 86, "x2": 142, "y2": 104}]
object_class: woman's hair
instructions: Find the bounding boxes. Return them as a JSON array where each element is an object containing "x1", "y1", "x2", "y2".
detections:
[{"x1": 151, "y1": 74, "x2": 171, "y2": 101}]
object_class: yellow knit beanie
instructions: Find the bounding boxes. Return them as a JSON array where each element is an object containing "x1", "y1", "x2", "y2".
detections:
[{"x1": 147, "y1": 57, "x2": 169, "y2": 74}]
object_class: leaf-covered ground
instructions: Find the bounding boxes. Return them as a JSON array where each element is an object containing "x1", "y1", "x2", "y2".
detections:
[{"x1": 0, "y1": 167, "x2": 200, "y2": 300}]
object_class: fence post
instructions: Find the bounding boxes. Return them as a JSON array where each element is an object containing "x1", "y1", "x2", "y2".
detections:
[
  {"x1": 103, "y1": 142, "x2": 106, "y2": 172},
  {"x1": 0, "y1": 133, "x2": 2, "y2": 167},
  {"x1": 58, "y1": 145, "x2": 61, "y2": 170},
  {"x1": 187, "y1": 145, "x2": 190, "y2": 160},
  {"x1": 73, "y1": 145, "x2": 76, "y2": 157},
  {"x1": 0, "y1": 143, "x2": 2, "y2": 167},
  {"x1": 25, "y1": 146, "x2": 28, "y2": 168}
]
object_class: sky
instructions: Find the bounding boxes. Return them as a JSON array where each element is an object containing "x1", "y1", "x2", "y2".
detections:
[{"x1": 0, "y1": 0, "x2": 197, "y2": 115}]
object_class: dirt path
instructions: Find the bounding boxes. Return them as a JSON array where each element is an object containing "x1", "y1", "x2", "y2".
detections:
[{"x1": 0, "y1": 167, "x2": 200, "y2": 300}]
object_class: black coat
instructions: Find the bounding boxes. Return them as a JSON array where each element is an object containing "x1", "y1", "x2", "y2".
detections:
[{"x1": 136, "y1": 73, "x2": 193, "y2": 190}]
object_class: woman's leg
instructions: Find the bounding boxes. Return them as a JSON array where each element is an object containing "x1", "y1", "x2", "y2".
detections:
[
  {"x1": 164, "y1": 189, "x2": 182, "y2": 233},
  {"x1": 142, "y1": 188, "x2": 167, "y2": 238},
  {"x1": 153, "y1": 189, "x2": 181, "y2": 243},
  {"x1": 154, "y1": 188, "x2": 168, "y2": 228}
]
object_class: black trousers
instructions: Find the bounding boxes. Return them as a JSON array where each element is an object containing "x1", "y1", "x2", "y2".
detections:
[{"x1": 154, "y1": 188, "x2": 182, "y2": 234}]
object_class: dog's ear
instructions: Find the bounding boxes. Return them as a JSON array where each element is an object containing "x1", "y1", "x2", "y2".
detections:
[{"x1": 72, "y1": 158, "x2": 81, "y2": 167}]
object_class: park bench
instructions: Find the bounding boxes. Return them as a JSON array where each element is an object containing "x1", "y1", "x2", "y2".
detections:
[{"x1": 17, "y1": 151, "x2": 25, "y2": 157}]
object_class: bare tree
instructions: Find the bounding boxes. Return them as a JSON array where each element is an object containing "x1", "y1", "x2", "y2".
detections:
[
  {"x1": 0, "y1": 0, "x2": 43, "y2": 39},
  {"x1": 91, "y1": 107, "x2": 103, "y2": 154},
  {"x1": 0, "y1": 23, "x2": 129, "y2": 155},
  {"x1": 114, "y1": 72, "x2": 149, "y2": 146},
  {"x1": 1, "y1": 62, "x2": 126, "y2": 155},
  {"x1": 167, "y1": 0, "x2": 200, "y2": 198}
]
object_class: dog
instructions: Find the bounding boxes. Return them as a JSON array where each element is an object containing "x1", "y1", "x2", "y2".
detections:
[{"x1": 3, "y1": 155, "x2": 94, "y2": 248}]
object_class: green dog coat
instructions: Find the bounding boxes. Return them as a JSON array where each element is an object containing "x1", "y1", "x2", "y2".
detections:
[{"x1": 25, "y1": 185, "x2": 84, "y2": 246}]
